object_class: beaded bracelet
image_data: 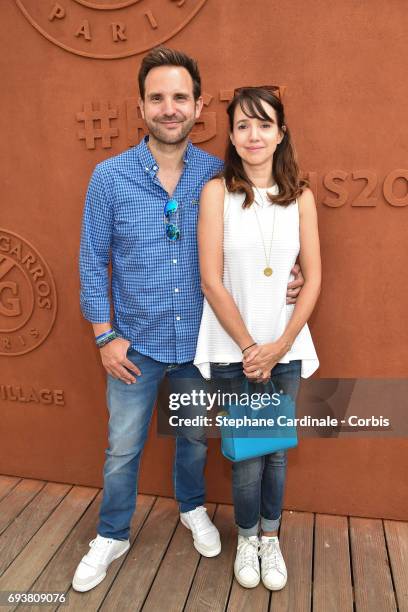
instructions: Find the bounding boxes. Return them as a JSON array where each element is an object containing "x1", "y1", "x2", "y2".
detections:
[
  {"x1": 95, "y1": 330, "x2": 119, "y2": 348},
  {"x1": 95, "y1": 329, "x2": 114, "y2": 341}
]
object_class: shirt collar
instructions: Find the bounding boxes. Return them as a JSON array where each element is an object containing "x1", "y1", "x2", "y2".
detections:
[
  {"x1": 183, "y1": 140, "x2": 193, "y2": 164},
  {"x1": 137, "y1": 135, "x2": 193, "y2": 176}
]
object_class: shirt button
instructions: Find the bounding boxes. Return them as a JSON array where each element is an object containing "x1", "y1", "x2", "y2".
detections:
[
  {"x1": 173, "y1": 259, "x2": 177, "y2": 264},
  {"x1": 174, "y1": 288, "x2": 179, "y2": 293},
  {"x1": 176, "y1": 316, "x2": 181, "y2": 321},
  {"x1": 153, "y1": 165, "x2": 158, "y2": 171}
]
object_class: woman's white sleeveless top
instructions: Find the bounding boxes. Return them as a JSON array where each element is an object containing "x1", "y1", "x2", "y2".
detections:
[{"x1": 194, "y1": 184, "x2": 319, "y2": 379}]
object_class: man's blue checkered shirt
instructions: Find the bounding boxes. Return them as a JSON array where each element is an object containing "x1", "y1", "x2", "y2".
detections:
[{"x1": 79, "y1": 136, "x2": 223, "y2": 363}]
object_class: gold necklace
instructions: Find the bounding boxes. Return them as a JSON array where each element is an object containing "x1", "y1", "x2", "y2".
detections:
[{"x1": 252, "y1": 187, "x2": 276, "y2": 277}]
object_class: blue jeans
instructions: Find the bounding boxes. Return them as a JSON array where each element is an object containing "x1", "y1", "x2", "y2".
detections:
[
  {"x1": 211, "y1": 360, "x2": 301, "y2": 536},
  {"x1": 98, "y1": 350, "x2": 207, "y2": 540}
]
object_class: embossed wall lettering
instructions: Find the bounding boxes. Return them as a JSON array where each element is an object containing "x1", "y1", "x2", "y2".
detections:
[
  {"x1": 318, "y1": 170, "x2": 408, "y2": 208},
  {"x1": 48, "y1": 3, "x2": 65, "y2": 20},
  {"x1": 16, "y1": 0, "x2": 209, "y2": 59},
  {"x1": 111, "y1": 22, "x2": 127, "y2": 41},
  {"x1": 77, "y1": 101, "x2": 119, "y2": 149},
  {"x1": 0, "y1": 385, "x2": 65, "y2": 405},
  {"x1": 192, "y1": 92, "x2": 216, "y2": 143},
  {"x1": 144, "y1": 9, "x2": 158, "y2": 29},
  {"x1": 383, "y1": 169, "x2": 408, "y2": 207},
  {"x1": 75, "y1": 19, "x2": 92, "y2": 40},
  {"x1": 0, "y1": 230, "x2": 57, "y2": 356},
  {"x1": 125, "y1": 98, "x2": 147, "y2": 144}
]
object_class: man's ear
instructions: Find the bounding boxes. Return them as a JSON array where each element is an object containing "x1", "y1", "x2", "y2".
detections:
[
  {"x1": 194, "y1": 96, "x2": 204, "y2": 119},
  {"x1": 139, "y1": 97, "x2": 145, "y2": 119}
]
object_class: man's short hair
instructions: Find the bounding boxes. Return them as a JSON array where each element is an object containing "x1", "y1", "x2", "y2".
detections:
[{"x1": 138, "y1": 46, "x2": 201, "y2": 100}]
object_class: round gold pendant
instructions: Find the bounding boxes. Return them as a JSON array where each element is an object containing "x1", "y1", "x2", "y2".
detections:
[{"x1": 264, "y1": 267, "x2": 273, "y2": 276}]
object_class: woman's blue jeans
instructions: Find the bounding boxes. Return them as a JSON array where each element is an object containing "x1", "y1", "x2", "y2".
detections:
[
  {"x1": 98, "y1": 350, "x2": 207, "y2": 541},
  {"x1": 211, "y1": 360, "x2": 301, "y2": 536}
]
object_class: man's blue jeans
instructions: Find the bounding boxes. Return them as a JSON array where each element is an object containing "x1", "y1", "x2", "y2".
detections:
[
  {"x1": 211, "y1": 360, "x2": 301, "y2": 536},
  {"x1": 98, "y1": 349, "x2": 206, "y2": 540}
]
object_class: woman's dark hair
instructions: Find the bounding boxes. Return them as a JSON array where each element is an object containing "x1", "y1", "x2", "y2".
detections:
[
  {"x1": 224, "y1": 87, "x2": 308, "y2": 207},
  {"x1": 138, "y1": 46, "x2": 201, "y2": 100}
]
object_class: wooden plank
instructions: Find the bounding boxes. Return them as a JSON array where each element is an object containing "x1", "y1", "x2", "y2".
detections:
[
  {"x1": 269, "y1": 510, "x2": 314, "y2": 612},
  {"x1": 0, "y1": 476, "x2": 20, "y2": 502},
  {"x1": 0, "y1": 479, "x2": 45, "y2": 535},
  {"x1": 20, "y1": 492, "x2": 155, "y2": 612},
  {"x1": 184, "y1": 504, "x2": 236, "y2": 612},
  {"x1": 99, "y1": 497, "x2": 180, "y2": 612},
  {"x1": 0, "y1": 485, "x2": 97, "y2": 612},
  {"x1": 0, "y1": 482, "x2": 71, "y2": 577},
  {"x1": 384, "y1": 519, "x2": 408, "y2": 612},
  {"x1": 313, "y1": 514, "x2": 353, "y2": 612},
  {"x1": 350, "y1": 517, "x2": 397, "y2": 612},
  {"x1": 227, "y1": 579, "x2": 270, "y2": 612},
  {"x1": 143, "y1": 503, "x2": 217, "y2": 612}
]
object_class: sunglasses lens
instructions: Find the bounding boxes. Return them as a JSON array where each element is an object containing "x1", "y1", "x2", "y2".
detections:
[
  {"x1": 164, "y1": 200, "x2": 180, "y2": 239},
  {"x1": 164, "y1": 199, "x2": 178, "y2": 217},
  {"x1": 166, "y1": 224, "x2": 180, "y2": 240}
]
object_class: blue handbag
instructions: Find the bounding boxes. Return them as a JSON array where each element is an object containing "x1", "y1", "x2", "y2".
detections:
[{"x1": 220, "y1": 380, "x2": 298, "y2": 462}]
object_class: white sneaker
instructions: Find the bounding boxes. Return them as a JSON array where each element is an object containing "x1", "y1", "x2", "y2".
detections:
[
  {"x1": 180, "y1": 506, "x2": 221, "y2": 557},
  {"x1": 72, "y1": 535, "x2": 130, "y2": 592},
  {"x1": 259, "y1": 535, "x2": 287, "y2": 590},
  {"x1": 234, "y1": 535, "x2": 260, "y2": 588}
]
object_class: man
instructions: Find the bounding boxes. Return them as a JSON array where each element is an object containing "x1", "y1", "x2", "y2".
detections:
[{"x1": 74, "y1": 47, "x2": 303, "y2": 592}]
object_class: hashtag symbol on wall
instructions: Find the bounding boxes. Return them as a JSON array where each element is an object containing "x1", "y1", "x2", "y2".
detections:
[{"x1": 76, "y1": 101, "x2": 119, "y2": 150}]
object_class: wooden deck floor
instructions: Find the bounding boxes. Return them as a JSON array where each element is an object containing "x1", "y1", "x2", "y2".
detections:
[{"x1": 0, "y1": 476, "x2": 407, "y2": 612}]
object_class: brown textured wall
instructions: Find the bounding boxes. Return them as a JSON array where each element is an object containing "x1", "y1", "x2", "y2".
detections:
[{"x1": 1, "y1": 0, "x2": 407, "y2": 519}]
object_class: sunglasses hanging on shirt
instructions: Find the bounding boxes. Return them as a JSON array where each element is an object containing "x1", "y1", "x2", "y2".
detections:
[{"x1": 164, "y1": 198, "x2": 180, "y2": 241}]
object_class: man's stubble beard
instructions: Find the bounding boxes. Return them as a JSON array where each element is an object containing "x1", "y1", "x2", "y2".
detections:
[{"x1": 146, "y1": 115, "x2": 197, "y2": 146}]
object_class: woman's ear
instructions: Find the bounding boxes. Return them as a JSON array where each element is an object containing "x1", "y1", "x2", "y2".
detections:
[
  {"x1": 278, "y1": 124, "x2": 286, "y2": 144},
  {"x1": 229, "y1": 132, "x2": 235, "y2": 147}
]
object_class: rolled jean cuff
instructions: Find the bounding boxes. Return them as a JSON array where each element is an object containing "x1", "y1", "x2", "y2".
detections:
[
  {"x1": 179, "y1": 502, "x2": 202, "y2": 513},
  {"x1": 261, "y1": 514, "x2": 281, "y2": 533},
  {"x1": 237, "y1": 521, "x2": 259, "y2": 537}
]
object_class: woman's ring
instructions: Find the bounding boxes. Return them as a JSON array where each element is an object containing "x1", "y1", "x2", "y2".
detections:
[{"x1": 256, "y1": 369, "x2": 262, "y2": 377}]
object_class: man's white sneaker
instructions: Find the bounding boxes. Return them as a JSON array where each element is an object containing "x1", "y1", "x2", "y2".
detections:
[
  {"x1": 259, "y1": 535, "x2": 287, "y2": 590},
  {"x1": 180, "y1": 506, "x2": 221, "y2": 557},
  {"x1": 72, "y1": 535, "x2": 130, "y2": 592},
  {"x1": 234, "y1": 535, "x2": 260, "y2": 588}
]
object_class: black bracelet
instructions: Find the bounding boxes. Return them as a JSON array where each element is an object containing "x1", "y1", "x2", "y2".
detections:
[{"x1": 242, "y1": 342, "x2": 257, "y2": 354}]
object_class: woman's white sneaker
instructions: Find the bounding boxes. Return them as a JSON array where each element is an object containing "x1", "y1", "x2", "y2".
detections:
[
  {"x1": 259, "y1": 535, "x2": 287, "y2": 590},
  {"x1": 72, "y1": 535, "x2": 130, "y2": 592},
  {"x1": 180, "y1": 506, "x2": 221, "y2": 557},
  {"x1": 234, "y1": 535, "x2": 260, "y2": 588}
]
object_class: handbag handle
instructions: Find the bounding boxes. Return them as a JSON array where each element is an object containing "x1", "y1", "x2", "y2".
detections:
[{"x1": 245, "y1": 376, "x2": 280, "y2": 397}]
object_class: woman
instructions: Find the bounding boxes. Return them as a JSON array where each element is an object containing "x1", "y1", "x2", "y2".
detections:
[{"x1": 194, "y1": 86, "x2": 321, "y2": 590}]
